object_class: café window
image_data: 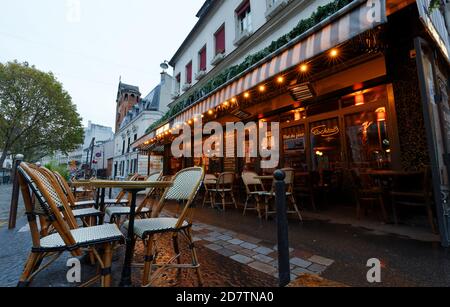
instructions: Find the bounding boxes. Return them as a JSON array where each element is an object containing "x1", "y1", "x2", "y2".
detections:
[
  {"x1": 345, "y1": 108, "x2": 390, "y2": 169},
  {"x1": 310, "y1": 118, "x2": 342, "y2": 171},
  {"x1": 282, "y1": 125, "x2": 307, "y2": 171},
  {"x1": 341, "y1": 85, "x2": 388, "y2": 109}
]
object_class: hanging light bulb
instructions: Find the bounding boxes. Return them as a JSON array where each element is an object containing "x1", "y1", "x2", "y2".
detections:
[
  {"x1": 354, "y1": 91, "x2": 365, "y2": 106},
  {"x1": 376, "y1": 107, "x2": 386, "y2": 122},
  {"x1": 330, "y1": 48, "x2": 339, "y2": 58},
  {"x1": 300, "y1": 64, "x2": 308, "y2": 72}
]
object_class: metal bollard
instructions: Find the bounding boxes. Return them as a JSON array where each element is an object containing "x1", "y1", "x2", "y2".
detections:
[
  {"x1": 8, "y1": 154, "x2": 24, "y2": 229},
  {"x1": 274, "y1": 169, "x2": 291, "y2": 287}
]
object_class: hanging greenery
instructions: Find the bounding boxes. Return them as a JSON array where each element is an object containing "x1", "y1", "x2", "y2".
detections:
[
  {"x1": 428, "y1": 0, "x2": 442, "y2": 13},
  {"x1": 146, "y1": 0, "x2": 353, "y2": 133}
]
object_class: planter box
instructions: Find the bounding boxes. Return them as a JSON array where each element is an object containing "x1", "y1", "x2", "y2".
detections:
[
  {"x1": 233, "y1": 29, "x2": 253, "y2": 46},
  {"x1": 211, "y1": 52, "x2": 225, "y2": 66},
  {"x1": 265, "y1": 0, "x2": 290, "y2": 19},
  {"x1": 195, "y1": 70, "x2": 207, "y2": 81},
  {"x1": 181, "y1": 83, "x2": 191, "y2": 92}
]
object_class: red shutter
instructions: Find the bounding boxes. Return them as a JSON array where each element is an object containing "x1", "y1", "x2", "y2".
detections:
[
  {"x1": 199, "y1": 47, "x2": 207, "y2": 71},
  {"x1": 236, "y1": 0, "x2": 250, "y2": 17},
  {"x1": 186, "y1": 62, "x2": 192, "y2": 84},
  {"x1": 215, "y1": 26, "x2": 225, "y2": 55}
]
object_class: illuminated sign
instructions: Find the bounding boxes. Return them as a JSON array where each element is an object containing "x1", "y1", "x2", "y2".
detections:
[{"x1": 311, "y1": 125, "x2": 340, "y2": 137}]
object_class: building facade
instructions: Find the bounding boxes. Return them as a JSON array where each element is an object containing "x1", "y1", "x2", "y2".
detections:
[
  {"x1": 136, "y1": 0, "x2": 450, "y2": 246},
  {"x1": 113, "y1": 73, "x2": 174, "y2": 179},
  {"x1": 41, "y1": 121, "x2": 114, "y2": 169}
]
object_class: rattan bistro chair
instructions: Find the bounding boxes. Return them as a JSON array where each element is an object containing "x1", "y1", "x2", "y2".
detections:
[
  {"x1": 242, "y1": 172, "x2": 267, "y2": 219},
  {"x1": 106, "y1": 171, "x2": 163, "y2": 226},
  {"x1": 202, "y1": 174, "x2": 218, "y2": 208},
  {"x1": 124, "y1": 167, "x2": 205, "y2": 287},
  {"x1": 208, "y1": 172, "x2": 237, "y2": 211},
  {"x1": 17, "y1": 163, "x2": 124, "y2": 287},
  {"x1": 262, "y1": 168, "x2": 303, "y2": 221},
  {"x1": 52, "y1": 171, "x2": 104, "y2": 226}
]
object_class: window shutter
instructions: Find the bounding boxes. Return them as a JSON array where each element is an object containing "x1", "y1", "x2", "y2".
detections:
[
  {"x1": 186, "y1": 62, "x2": 192, "y2": 84},
  {"x1": 199, "y1": 47, "x2": 207, "y2": 71},
  {"x1": 215, "y1": 26, "x2": 225, "y2": 54},
  {"x1": 236, "y1": 0, "x2": 250, "y2": 17}
]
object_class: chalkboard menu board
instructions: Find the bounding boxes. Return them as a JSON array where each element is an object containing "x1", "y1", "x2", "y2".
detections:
[{"x1": 282, "y1": 125, "x2": 307, "y2": 170}]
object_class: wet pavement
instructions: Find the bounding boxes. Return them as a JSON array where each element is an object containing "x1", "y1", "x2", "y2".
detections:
[
  {"x1": 164, "y1": 202, "x2": 450, "y2": 287},
  {"x1": 1, "y1": 183, "x2": 450, "y2": 287}
]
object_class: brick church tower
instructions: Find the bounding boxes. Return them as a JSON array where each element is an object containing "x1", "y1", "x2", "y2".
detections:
[{"x1": 115, "y1": 81, "x2": 141, "y2": 132}]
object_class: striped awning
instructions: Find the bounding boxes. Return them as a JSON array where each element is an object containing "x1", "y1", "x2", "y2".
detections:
[{"x1": 173, "y1": 0, "x2": 387, "y2": 125}]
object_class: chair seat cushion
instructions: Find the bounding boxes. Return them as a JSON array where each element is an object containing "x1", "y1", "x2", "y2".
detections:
[
  {"x1": 74, "y1": 200, "x2": 96, "y2": 207},
  {"x1": 38, "y1": 224, "x2": 123, "y2": 251},
  {"x1": 124, "y1": 218, "x2": 189, "y2": 238},
  {"x1": 104, "y1": 198, "x2": 129, "y2": 204},
  {"x1": 73, "y1": 208, "x2": 103, "y2": 218},
  {"x1": 249, "y1": 191, "x2": 267, "y2": 196},
  {"x1": 209, "y1": 189, "x2": 233, "y2": 192},
  {"x1": 260, "y1": 192, "x2": 293, "y2": 197},
  {"x1": 106, "y1": 206, "x2": 150, "y2": 217}
]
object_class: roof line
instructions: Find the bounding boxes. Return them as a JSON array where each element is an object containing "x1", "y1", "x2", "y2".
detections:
[{"x1": 169, "y1": 0, "x2": 221, "y2": 66}]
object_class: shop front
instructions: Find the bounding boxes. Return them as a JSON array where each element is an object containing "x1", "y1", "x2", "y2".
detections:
[{"x1": 134, "y1": 1, "x2": 450, "y2": 246}]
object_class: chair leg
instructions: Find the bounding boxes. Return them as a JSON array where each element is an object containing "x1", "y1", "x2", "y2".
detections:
[
  {"x1": 255, "y1": 196, "x2": 262, "y2": 219},
  {"x1": 142, "y1": 235, "x2": 154, "y2": 286},
  {"x1": 243, "y1": 195, "x2": 250, "y2": 216},
  {"x1": 291, "y1": 195, "x2": 303, "y2": 222},
  {"x1": 202, "y1": 189, "x2": 208, "y2": 208},
  {"x1": 101, "y1": 243, "x2": 113, "y2": 287},
  {"x1": 221, "y1": 193, "x2": 226, "y2": 211},
  {"x1": 18, "y1": 252, "x2": 41, "y2": 287},
  {"x1": 186, "y1": 229, "x2": 203, "y2": 287},
  {"x1": 230, "y1": 192, "x2": 238, "y2": 209},
  {"x1": 172, "y1": 234, "x2": 182, "y2": 278},
  {"x1": 210, "y1": 192, "x2": 215, "y2": 209}
]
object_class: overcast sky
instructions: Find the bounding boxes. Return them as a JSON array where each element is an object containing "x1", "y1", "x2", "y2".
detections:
[{"x1": 0, "y1": 0, "x2": 204, "y2": 128}]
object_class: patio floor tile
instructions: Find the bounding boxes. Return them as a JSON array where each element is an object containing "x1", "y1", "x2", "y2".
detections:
[
  {"x1": 224, "y1": 244, "x2": 244, "y2": 252},
  {"x1": 308, "y1": 255, "x2": 334, "y2": 267},
  {"x1": 228, "y1": 238, "x2": 244, "y2": 245},
  {"x1": 253, "y1": 254, "x2": 274, "y2": 264},
  {"x1": 218, "y1": 235, "x2": 233, "y2": 241},
  {"x1": 205, "y1": 244, "x2": 222, "y2": 251},
  {"x1": 290, "y1": 257, "x2": 313, "y2": 268},
  {"x1": 240, "y1": 242, "x2": 258, "y2": 250},
  {"x1": 248, "y1": 261, "x2": 277, "y2": 275},
  {"x1": 254, "y1": 246, "x2": 274, "y2": 255},
  {"x1": 240, "y1": 249, "x2": 258, "y2": 257},
  {"x1": 292, "y1": 267, "x2": 316, "y2": 276},
  {"x1": 203, "y1": 236, "x2": 220, "y2": 242},
  {"x1": 216, "y1": 248, "x2": 237, "y2": 257},
  {"x1": 230, "y1": 254, "x2": 254, "y2": 265},
  {"x1": 307, "y1": 263, "x2": 327, "y2": 274}
]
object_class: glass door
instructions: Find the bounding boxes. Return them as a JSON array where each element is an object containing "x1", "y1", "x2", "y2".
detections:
[
  {"x1": 344, "y1": 108, "x2": 391, "y2": 170},
  {"x1": 310, "y1": 118, "x2": 342, "y2": 171}
]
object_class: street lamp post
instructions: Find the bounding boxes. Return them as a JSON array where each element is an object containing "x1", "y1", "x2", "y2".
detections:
[{"x1": 8, "y1": 154, "x2": 24, "y2": 229}]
